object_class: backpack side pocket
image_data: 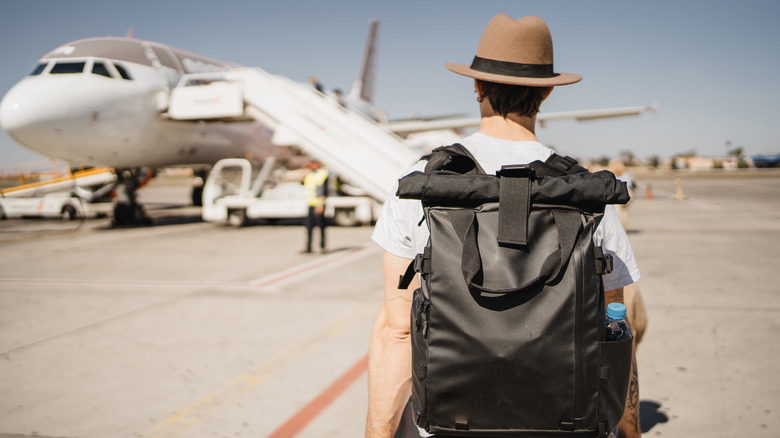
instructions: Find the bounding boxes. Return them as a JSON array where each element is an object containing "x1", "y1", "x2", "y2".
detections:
[{"x1": 598, "y1": 337, "x2": 633, "y2": 433}]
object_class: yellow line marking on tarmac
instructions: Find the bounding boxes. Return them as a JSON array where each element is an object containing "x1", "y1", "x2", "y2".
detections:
[
  {"x1": 142, "y1": 301, "x2": 379, "y2": 438},
  {"x1": 0, "y1": 226, "x2": 85, "y2": 242}
]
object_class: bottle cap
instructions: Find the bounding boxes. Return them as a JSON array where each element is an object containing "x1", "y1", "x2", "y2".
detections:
[{"x1": 607, "y1": 303, "x2": 627, "y2": 320}]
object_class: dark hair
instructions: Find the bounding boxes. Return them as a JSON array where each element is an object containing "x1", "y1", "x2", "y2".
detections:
[{"x1": 477, "y1": 80, "x2": 551, "y2": 118}]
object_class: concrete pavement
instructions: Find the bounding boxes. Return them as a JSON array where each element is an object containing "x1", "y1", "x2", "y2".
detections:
[{"x1": 0, "y1": 173, "x2": 778, "y2": 437}]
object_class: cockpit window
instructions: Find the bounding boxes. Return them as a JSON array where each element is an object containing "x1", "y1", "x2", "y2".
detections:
[
  {"x1": 50, "y1": 62, "x2": 86, "y2": 74},
  {"x1": 30, "y1": 63, "x2": 47, "y2": 76},
  {"x1": 91, "y1": 62, "x2": 113, "y2": 78},
  {"x1": 114, "y1": 63, "x2": 132, "y2": 80}
]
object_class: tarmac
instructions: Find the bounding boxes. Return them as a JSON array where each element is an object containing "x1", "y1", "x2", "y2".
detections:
[{"x1": 0, "y1": 171, "x2": 778, "y2": 438}]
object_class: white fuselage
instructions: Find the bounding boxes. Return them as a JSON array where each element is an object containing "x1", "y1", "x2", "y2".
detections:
[{"x1": 0, "y1": 37, "x2": 274, "y2": 169}]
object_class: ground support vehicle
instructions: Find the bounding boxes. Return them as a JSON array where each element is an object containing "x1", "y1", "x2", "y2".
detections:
[
  {"x1": 0, "y1": 193, "x2": 113, "y2": 220},
  {"x1": 0, "y1": 168, "x2": 116, "y2": 220},
  {"x1": 201, "y1": 158, "x2": 379, "y2": 227}
]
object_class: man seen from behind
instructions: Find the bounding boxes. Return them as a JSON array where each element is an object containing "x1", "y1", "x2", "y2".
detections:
[{"x1": 367, "y1": 13, "x2": 642, "y2": 438}]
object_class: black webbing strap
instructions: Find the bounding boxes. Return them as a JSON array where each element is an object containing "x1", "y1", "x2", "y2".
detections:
[
  {"x1": 497, "y1": 165, "x2": 535, "y2": 246},
  {"x1": 423, "y1": 143, "x2": 485, "y2": 175},
  {"x1": 546, "y1": 154, "x2": 578, "y2": 173},
  {"x1": 546, "y1": 153, "x2": 588, "y2": 175},
  {"x1": 398, "y1": 259, "x2": 416, "y2": 290},
  {"x1": 548, "y1": 209, "x2": 582, "y2": 280},
  {"x1": 397, "y1": 249, "x2": 431, "y2": 290}
]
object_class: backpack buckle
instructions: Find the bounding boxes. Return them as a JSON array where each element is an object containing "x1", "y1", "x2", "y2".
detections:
[
  {"x1": 593, "y1": 247, "x2": 614, "y2": 275},
  {"x1": 414, "y1": 252, "x2": 425, "y2": 274},
  {"x1": 497, "y1": 164, "x2": 536, "y2": 179}
]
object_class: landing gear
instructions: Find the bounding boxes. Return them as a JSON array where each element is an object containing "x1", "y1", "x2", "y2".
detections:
[
  {"x1": 113, "y1": 202, "x2": 148, "y2": 225},
  {"x1": 192, "y1": 185, "x2": 204, "y2": 207},
  {"x1": 191, "y1": 169, "x2": 208, "y2": 206},
  {"x1": 113, "y1": 168, "x2": 152, "y2": 226}
]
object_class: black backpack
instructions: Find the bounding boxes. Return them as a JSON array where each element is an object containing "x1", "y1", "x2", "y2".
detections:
[{"x1": 396, "y1": 144, "x2": 633, "y2": 437}]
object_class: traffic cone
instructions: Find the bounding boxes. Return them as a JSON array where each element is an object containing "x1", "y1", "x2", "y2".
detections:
[
  {"x1": 673, "y1": 178, "x2": 687, "y2": 200},
  {"x1": 645, "y1": 184, "x2": 653, "y2": 199}
]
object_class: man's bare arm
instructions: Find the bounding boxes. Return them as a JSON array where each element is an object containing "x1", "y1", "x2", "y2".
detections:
[
  {"x1": 617, "y1": 351, "x2": 641, "y2": 438},
  {"x1": 366, "y1": 252, "x2": 419, "y2": 438},
  {"x1": 604, "y1": 288, "x2": 624, "y2": 306},
  {"x1": 605, "y1": 287, "x2": 641, "y2": 438}
]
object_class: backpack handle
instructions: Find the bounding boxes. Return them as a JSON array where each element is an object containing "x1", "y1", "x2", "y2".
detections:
[{"x1": 461, "y1": 209, "x2": 581, "y2": 297}]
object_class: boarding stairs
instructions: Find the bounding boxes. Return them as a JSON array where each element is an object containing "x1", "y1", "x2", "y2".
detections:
[{"x1": 167, "y1": 68, "x2": 424, "y2": 203}]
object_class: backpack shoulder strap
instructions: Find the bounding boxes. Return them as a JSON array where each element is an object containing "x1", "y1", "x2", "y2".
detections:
[
  {"x1": 423, "y1": 146, "x2": 584, "y2": 177},
  {"x1": 527, "y1": 153, "x2": 589, "y2": 177},
  {"x1": 423, "y1": 143, "x2": 486, "y2": 174},
  {"x1": 546, "y1": 153, "x2": 589, "y2": 175}
]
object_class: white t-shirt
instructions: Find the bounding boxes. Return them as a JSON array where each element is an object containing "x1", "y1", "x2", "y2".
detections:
[{"x1": 372, "y1": 132, "x2": 640, "y2": 290}]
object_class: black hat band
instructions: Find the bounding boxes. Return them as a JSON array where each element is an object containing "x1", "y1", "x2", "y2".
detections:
[{"x1": 470, "y1": 56, "x2": 556, "y2": 79}]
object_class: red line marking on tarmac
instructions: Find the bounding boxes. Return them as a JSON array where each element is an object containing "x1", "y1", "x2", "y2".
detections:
[{"x1": 267, "y1": 353, "x2": 369, "y2": 438}]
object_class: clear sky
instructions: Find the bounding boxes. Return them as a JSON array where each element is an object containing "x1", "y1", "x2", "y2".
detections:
[{"x1": 1, "y1": 0, "x2": 778, "y2": 169}]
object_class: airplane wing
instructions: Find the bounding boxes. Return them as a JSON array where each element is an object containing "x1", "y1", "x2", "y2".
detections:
[
  {"x1": 386, "y1": 103, "x2": 658, "y2": 136},
  {"x1": 386, "y1": 117, "x2": 481, "y2": 136},
  {"x1": 537, "y1": 103, "x2": 658, "y2": 122}
]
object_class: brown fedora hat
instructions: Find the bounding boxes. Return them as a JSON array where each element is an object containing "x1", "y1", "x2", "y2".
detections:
[{"x1": 446, "y1": 14, "x2": 581, "y2": 87}]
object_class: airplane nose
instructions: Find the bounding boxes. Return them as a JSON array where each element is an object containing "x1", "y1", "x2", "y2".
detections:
[
  {"x1": 0, "y1": 79, "x2": 53, "y2": 143},
  {"x1": 1, "y1": 74, "x2": 159, "y2": 167},
  {"x1": 0, "y1": 77, "x2": 90, "y2": 161},
  {"x1": 1, "y1": 85, "x2": 24, "y2": 134}
]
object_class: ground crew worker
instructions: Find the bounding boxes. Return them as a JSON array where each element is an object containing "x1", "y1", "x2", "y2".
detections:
[{"x1": 302, "y1": 160, "x2": 329, "y2": 253}]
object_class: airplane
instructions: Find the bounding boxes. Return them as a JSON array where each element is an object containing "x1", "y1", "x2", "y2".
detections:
[{"x1": 0, "y1": 19, "x2": 655, "y2": 225}]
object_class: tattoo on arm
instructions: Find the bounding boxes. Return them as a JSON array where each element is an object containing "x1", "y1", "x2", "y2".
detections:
[
  {"x1": 386, "y1": 294, "x2": 412, "y2": 302},
  {"x1": 627, "y1": 355, "x2": 640, "y2": 432}
]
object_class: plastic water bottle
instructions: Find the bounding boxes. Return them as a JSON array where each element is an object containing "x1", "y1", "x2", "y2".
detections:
[{"x1": 605, "y1": 303, "x2": 632, "y2": 341}]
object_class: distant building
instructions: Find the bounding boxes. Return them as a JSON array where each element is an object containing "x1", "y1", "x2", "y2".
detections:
[{"x1": 675, "y1": 156, "x2": 715, "y2": 171}]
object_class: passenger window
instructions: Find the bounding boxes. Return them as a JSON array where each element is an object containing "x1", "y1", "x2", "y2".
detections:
[
  {"x1": 114, "y1": 63, "x2": 132, "y2": 80},
  {"x1": 30, "y1": 63, "x2": 47, "y2": 76},
  {"x1": 50, "y1": 62, "x2": 86, "y2": 74},
  {"x1": 91, "y1": 62, "x2": 113, "y2": 78}
]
